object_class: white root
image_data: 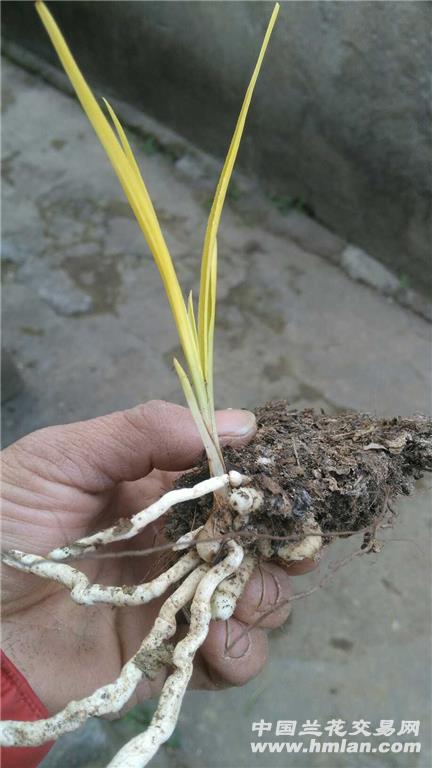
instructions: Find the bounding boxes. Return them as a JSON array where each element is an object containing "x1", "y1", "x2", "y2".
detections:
[
  {"x1": 211, "y1": 553, "x2": 257, "y2": 619},
  {"x1": 49, "y1": 471, "x2": 246, "y2": 561},
  {"x1": 106, "y1": 541, "x2": 244, "y2": 768},
  {"x1": 278, "y1": 533, "x2": 322, "y2": 562},
  {"x1": 230, "y1": 487, "x2": 263, "y2": 516},
  {"x1": 0, "y1": 564, "x2": 209, "y2": 747},
  {"x1": 257, "y1": 521, "x2": 323, "y2": 563},
  {"x1": 195, "y1": 532, "x2": 223, "y2": 563},
  {"x1": 1, "y1": 468, "x2": 321, "y2": 768},
  {"x1": 230, "y1": 486, "x2": 264, "y2": 530},
  {"x1": 195, "y1": 478, "x2": 259, "y2": 562},
  {"x1": 277, "y1": 517, "x2": 323, "y2": 562},
  {"x1": 1, "y1": 549, "x2": 201, "y2": 606},
  {"x1": 172, "y1": 526, "x2": 203, "y2": 550}
]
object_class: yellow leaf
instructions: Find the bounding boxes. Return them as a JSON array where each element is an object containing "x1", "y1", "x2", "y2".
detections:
[
  {"x1": 103, "y1": 97, "x2": 149, "y2": 190},
  {"x1": 205, "y1": 239, "x2": 218, "y2": 436},
  {"x1": 35, "y1": 1, "x2": 208, "y2": 420},
  {"x1": 198, "y1": 3, "x2": 280, "y2": 363},
  {"x1": 173, "y1": 359, "x2": 225, "y2": 477},
  {"x1": 187, "y1": 291, "x2": 199, "y2": 350}
]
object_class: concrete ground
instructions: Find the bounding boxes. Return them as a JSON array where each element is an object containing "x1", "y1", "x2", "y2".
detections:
[{"x1": 2, "y1": 59, "x2": 431, "y2": 768}]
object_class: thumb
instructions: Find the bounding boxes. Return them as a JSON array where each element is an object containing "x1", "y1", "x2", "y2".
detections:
[{"x1": 7, "y1": 401, "x2": 256, "y2": 492}]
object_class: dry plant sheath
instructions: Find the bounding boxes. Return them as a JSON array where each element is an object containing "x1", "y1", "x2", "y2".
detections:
[{"x1": 1, "y1": 3, "x2": 431, "y2": 768}]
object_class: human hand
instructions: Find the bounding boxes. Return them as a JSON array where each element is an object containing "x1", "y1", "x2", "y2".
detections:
[{"x1": 1, "y1": 400, "x2": 314, "y2": 715}]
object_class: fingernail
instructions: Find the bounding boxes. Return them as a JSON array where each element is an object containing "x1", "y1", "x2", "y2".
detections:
[
  {"x1": 216, "y1": 409, "x2": 256, "y2": 438},
  {"x1": 224, "y1": 620, "x2": 251, "y2": 659}
]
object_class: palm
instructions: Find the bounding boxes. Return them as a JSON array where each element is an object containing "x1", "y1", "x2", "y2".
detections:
[{"x1": 2, "y1": 469, "x2": 179, "y2": 713}]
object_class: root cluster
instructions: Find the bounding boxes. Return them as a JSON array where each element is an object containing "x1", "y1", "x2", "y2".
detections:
[{"x1": 1, "y1": 403, "x2": 431, "y2": 768}]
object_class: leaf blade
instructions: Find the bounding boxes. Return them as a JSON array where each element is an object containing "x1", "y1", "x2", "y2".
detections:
[
  {"x1": 198, "y1": 3, "x2": 280, "y2": 356},
  {"x1": 35, "y1": 1, "x2": 209, "y2": 421},
  {"x1": 173, "y1": 359, "x2": 225, "y2": 477}
]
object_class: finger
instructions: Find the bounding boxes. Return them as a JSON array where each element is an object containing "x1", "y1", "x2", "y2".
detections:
[
  {"x1": 234, "y1": 562, "x2": 293, "y2": 629},
  {"x1": 195, "y1": 617, "x2": 268, "y2": 689},
  {"x1": 114, "y1": 474, "x2": 170, "y2": 516},
  {"x1": 8, "y1": 401, "x2": 256, "y2": 492}
]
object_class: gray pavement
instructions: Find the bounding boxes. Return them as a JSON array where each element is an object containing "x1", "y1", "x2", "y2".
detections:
[{"x1": 2, "y1": 59, "x2": 431, "y2": 768}]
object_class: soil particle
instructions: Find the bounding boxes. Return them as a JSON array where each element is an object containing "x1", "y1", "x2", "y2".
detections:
[
  {"x1": 111, "y1": 517, "x2": 134, "y2": 536},
  {"x1": 165, "y1": 401, "x2": 431, "y2": 559}
]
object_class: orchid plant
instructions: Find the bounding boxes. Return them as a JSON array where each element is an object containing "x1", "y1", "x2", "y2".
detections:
[
  {"x1": 0, "y1": 4, "x2": 285, "y2": 766},
  {"x1": 35, "y1": 0, "x2": 279, "y2": 480},
  {"x1": 2, "y1": 10, "x2": 432, "y2": 767}
]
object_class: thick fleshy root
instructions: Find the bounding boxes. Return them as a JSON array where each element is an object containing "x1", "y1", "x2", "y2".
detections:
[
  {"x1": 0, "y1": 564, "x2": 208, "y2": 747},
  {"x1": 211, "y1": 553, "x2": 256, "y2": 619},
  {"x1": 48, "y1": 471, "x2": 246, "y2": 561},
  {"x1": 277, "y1": 517, "x2": 322, "y2": 562},
  {"x1": 196, "y1": 480, "x2": 261, "y2": 562},
  {"x1": 1, "y1": 549, "x2": 201, "y2": 606},
  {"x1": 106, "y1": 541, "x2": 244, "y2": 768},
  {"x1": 1, "y1": 472, "x2": 319, "y2": 767}
]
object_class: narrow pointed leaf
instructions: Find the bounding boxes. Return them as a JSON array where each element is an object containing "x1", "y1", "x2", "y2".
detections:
[
  {"x1": 35, "y1": 1, "x2": 208, "y2": 419},
  {"x1": 187, "y1": 291, "x2": 199, "y2": 351},
  {"x1": 174, "y1": 359, "x2": 225, "y2": 476},
  {"x1": 205, "y1": 239, "x2": 218, "y2": 436},
  {"x1": 198, "y1": 3, "x2": 280, "y2": 357},
  {"x1": 103, "y1": 97, "x2": 150, "y2": 191}
]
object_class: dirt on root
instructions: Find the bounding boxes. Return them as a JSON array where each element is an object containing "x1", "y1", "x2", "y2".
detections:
[{"x1": 164, "y1": 401, "x2": 432, "y2": 558}]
